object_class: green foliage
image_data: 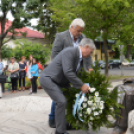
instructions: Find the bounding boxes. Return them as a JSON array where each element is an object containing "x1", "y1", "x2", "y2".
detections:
[
  {"x1": 13, "y1": 39, "x2": 51, "y2": 64},
  {"x1": 50, "y1": 0, "x2": 134, "y2": 76},
  {"x1": 113, "y1": 48, "x2": 120, "y2": 59},
  {"x1": 1, "y1": 45, "x2": 13, "y2": 59},
  {"x1": 2, "y1": 39, "x2": 51, "y2": 64},
  {"x1": 123, "y1": 45, "x2": 134, "y2": 59},
  {"x1": 62, "y1": 62, "x2": 123, "y2": 131},
  {"x1": 50, "y1": 0, "x2": 134, "y2": 39},
  {"x1": 25, "y1": 81, "x2": 31, "y2": 88},
  {"x1": 35, "y1": 1, "x2": 57, "y2": 44},
  {"x1": 4, "y1": 83, "x2": 9, "y2": 90}
]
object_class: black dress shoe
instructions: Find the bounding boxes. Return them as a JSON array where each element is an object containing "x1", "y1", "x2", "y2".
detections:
[
  {"x1": 55, "y1": 131, "x2": 70, "y2": 134},
  {"x1": 66, "y1": 123, "x2": 75, "y2": 130},
  {"x1": 66, "y1": 123, "x2": 79, "y2": 130},
  {"x1": 49, "y1": 119, "x2": 56, "y2": 128}
]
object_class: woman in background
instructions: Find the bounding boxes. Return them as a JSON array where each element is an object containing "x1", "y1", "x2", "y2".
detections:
[
  {"x1": 26, "y1": 55, "x2": 33, "y2": 93},
  {"x1": 8, "y1": 57, "x2": 19, "y2": 93},
  {"x1": 19, "y1": 56, "x2": 26, "y2": 91},
  {"x1": 30, "y1": 58, "x2": 38, "y2": 94}
]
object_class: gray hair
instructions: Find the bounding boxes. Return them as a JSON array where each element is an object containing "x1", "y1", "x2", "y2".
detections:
[
  {"x1": 79, "y1": 38, "x2": 96, "y2": 50},
  {"x1": 69, "y1": 18, "x2": 85, "y2": 29}
]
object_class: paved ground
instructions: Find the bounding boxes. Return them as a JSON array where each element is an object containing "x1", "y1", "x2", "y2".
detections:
[
  {"x1": 101, "y1": 66, "x2": 134, "y2": 76},
  {"x1": 0, "y1": 81, "x2": 123, "y2": 134}
]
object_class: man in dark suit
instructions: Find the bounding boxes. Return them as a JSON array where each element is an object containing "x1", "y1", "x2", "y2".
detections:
[
  {"x1": 49, "y1": 18, "x2": 93, "y2": 128},
  {"x1": 39, "y1": 38, "x2": 96, "y2": 134}
]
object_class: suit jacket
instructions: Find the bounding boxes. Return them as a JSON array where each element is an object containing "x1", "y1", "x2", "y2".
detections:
[
  {"x1": 41, "y1": 47, "x2": 83, "y2": 89},
  {"x1": 51, "y1": 30, "x2": 93, "y2": 71}
]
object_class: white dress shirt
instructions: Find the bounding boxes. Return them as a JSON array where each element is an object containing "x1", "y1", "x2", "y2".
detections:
[
  {"x1": 69, "y1": 31, "x2": 81, "y2": 47},
  {"x1": 69, "y1": 31, "x2": 83, "y2": 72},
  {"x1": 76, "y1": 47, "x2": 83, "y2": 72}
]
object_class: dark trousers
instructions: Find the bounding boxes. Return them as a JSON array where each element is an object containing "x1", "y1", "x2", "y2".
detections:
[
  {"x1": 49, "y1": 101, "x2": 56, "y2": 120},
  {"x1": 19, "y1": 77, "x2": 25, "y2": 87},
  {"x1": 11, "y1": 78, "x2": 18, "y2": 91},
  {"x1": 31, "y1": 76, "x2": 38, "y2": 93},
  {"x1": 1, "y1": 83, "x2": 5, "y2": 92}
]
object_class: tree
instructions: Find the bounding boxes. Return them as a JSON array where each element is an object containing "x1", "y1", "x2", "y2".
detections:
[
  {"x1": 1, "y1": 44, "x2": 12, "y2": 59},
  {"x1": 13, "y1": 39, "x2": 51, "y2": 64},
  {"x1": 50, "y1": 0, "x2": 134, "y2": 77},
  {"x1": 35, "y1": 1, "x2": 58, "y2": 44},
  {"x1": 123, "y1": 44, "x2": 134, "y2": 60},
  {"x1": 0, "y1": 0, "x2": 47, "y2": 59}
]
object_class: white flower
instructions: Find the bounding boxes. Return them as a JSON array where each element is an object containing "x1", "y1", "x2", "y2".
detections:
[
  {"x1": 96, "y1": 102, "x2": 100, "y2": 108},
  {"x1": 90, "y1": 88, "x2": 96, "y2": 93},
  {"x1": 95, "y1": 97, "x2": 101, "y2": 102},
  {"x1": 79, "y1": 113, "x2": 82, "y2": 117},
  {"x1": 95, "y1": 92, "x2": 99, "y2": 97},
  {"x1": 90, "y1": 117, "x2": 94, "y2": 120},
  {"x1": 83, "y1": 103, "x2": 87, "y2": 108},
  {"x1": 87, "y1": 108, "x2": 92, "y2": 114},
  {"x1": 100, "y1": 101, "x2": 104, "y2": 104},
  {"x1": 94, "y1": 111, "x2": 99, "y2": 116},
  {"x1": 89, "y1": 96, "x2": 93, "y2": 100},
  {"x1": 99, "y1": 110, "x2": 103, "y2": 114},
  {"x1": 79, "y1": 107, "x2": 83, "y2": 110},
  {"x1": 75, "y1": 94, "x2": 79, "y2": 98},
  {"x1": 92, "y1": 107, "x2": 96, "y2": 110},
  {"x1": 93, "y1": 103, "x2": 97, "y2": 107},
  {"x1": 100, "y1": 103, "x2": 104, "y2": 109},
  {"x1": 88, "y1": 101, "x2": 93, "y2": 106},
  {"x1": 84, "y1": 97, "x2": 87, "y2": 102}
]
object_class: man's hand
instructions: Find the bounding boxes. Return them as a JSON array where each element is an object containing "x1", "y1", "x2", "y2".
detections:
[
  {"x1": 32, "y1": 71, "x2": 35, "y2": 74},
  {"x1": 11, "y1": 70, "x2": 14, "y2": 73},
  {"x1": 80, "y1": 84, "x2": 90, "y2": 94},
  {"x1": 88, "y1": 68, "x2": 93, "y2": 73}
]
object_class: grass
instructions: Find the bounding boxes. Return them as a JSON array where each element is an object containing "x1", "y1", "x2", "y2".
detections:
[{"x1": 109, "y1": 75, "x2": 134, "y2": 81}]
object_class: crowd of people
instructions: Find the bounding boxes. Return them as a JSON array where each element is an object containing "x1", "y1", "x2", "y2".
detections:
[{"x1": 0, "y1": 55, "x2": 41, "y2": 98}]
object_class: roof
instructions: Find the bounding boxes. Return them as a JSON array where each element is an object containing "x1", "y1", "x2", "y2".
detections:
[{"x1": 0, "y1": 20, "x2": 44, "y2": 39}]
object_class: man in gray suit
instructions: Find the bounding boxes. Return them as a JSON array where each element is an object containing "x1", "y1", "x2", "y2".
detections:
[
  {"x1": 51, "y1": 18, "x2": 92, "y2": 72},
  {"x1": 39, "y1": 38, "x2": 96, "y2": 134},
  {"x1": 49, "y1": 18, "x2": 93, "y2": 128}
]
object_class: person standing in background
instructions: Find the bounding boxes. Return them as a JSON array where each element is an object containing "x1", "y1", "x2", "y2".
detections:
[
  {"x1": 0, "y1": 58, "x2": 4, "y2": 98},
  {"x1": 0, "y1": 58, "x2": 4, "y2": 75},
  {"x1": 30, "y1": 58, "x2": 39, "y2": 94},
  {"x1": 19, "y1": 56, "x2": 26, "y2": 91},
  {"x1": 26, "y1": 55, "x2": 33, "y2": 94},
  {"x1": 8, "y1": 57, "x2": 19, "y2": 93}
]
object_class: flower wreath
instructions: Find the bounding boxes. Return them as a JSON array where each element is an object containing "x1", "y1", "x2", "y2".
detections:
[{"x1": 62, "y1": 65, "x2": 123, "y2": 131}]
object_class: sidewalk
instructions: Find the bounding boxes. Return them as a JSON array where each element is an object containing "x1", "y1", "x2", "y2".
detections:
[{"x1": 0, "y1": 81, "x2": 122, "y2": 134}]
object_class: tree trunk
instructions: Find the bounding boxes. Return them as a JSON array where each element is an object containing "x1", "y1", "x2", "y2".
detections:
[
  {"x1": 103, "y1": 39, "x2": 109, "y2": 77},
  {"x1": 126, "y1": 44, "x2": 131, "y2": 59}
]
